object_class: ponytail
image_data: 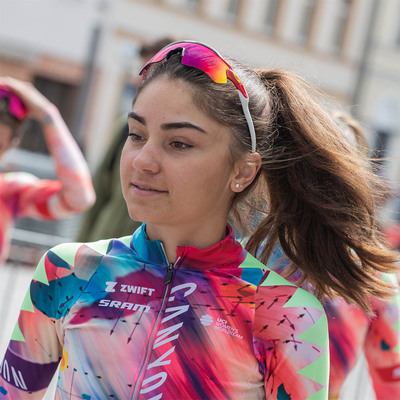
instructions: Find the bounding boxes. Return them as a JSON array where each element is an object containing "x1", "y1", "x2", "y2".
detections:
[{"x1": 245, "y1": 69, "x2": 398, "y2": 314}]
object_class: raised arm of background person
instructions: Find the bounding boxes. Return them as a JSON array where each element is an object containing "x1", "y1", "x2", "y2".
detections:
[{"x1": 0, "y1": 76, "x2": 95, "y2": 217}]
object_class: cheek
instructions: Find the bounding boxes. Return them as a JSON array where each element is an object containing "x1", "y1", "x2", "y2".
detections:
[
  {"x1": 0, "y1": 129, "x2": 12, "y2": 151},
  {"x1": 172, "y1": 161, "x2": 229, "y2": 196},
  {"x1": 0, "y1": 138, "x2": 10, "y2": 154},
  {"x1": 119, "y1": 145, "x2": 131, "y2": 176}
]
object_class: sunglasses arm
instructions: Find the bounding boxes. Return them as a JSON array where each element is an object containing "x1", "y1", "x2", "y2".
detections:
[{"x1": 238, "y1": 92, "x2": 257, "y2": 153}]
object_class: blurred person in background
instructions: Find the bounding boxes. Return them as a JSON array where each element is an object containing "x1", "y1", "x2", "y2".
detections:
[
  {"x1": 1, "y1": 40, "x2": 399, "y2": 399},
  {"x1": 382, "y1": 197, "x2": 400, "y2": 252},
  {"x1": 256, "y1": 110, "x2": 400, "y2": 400},
  {"x1": 76, "y1": 36, "x2": 174, "y2": 242},
  {"x1": 0, "y1": 76, "x2": 95, "y2": 266},
  {"x1": 383, "y1": 220, "x2": 400, "y2": 251}
]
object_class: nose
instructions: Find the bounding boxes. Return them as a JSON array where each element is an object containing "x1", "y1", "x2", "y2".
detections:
[{"x1": 131, "y1": 141, "x2": 161, "y2": 174}]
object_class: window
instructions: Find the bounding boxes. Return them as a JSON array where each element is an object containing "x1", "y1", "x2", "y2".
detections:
[
  {"x1": 264, "y1": 0, "x2": 279, "y2": 34},
  {"x1": 396, "y1": 19, "x2": 400, "y2": 47},
  {"x1": 227, "y1": 0, "x2": 240, "y2": 23},
  {"x1": 331, "y1": 0, "x2": 351, "y2": 51},
  {"x1": 187, "y1": 0, "x2": 199, "y2": 12},
  {"x1": 298, "y1": 0, "x2": 316, "y2": 43}
]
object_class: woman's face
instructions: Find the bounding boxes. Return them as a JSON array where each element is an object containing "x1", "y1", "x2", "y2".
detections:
[
  {"x1": 0, "y1": 122, "x2": 13, "y2": 159},
  {"x1": 120, "y1": 76, "x2": 238, "y2": 234}
]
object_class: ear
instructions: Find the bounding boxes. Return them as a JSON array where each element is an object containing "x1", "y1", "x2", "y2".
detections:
[{"x1": 230, "y1": 152, "x2": 261, "y2": 193}]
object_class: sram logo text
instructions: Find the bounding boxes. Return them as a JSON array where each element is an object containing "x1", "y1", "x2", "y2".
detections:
[{"x1": 98, "y1": 299, "x2": 150, "y2": 313}]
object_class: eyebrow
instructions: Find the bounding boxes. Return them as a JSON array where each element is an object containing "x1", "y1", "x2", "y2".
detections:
[
  {"x1": 160, "y1": 122, "x2": 206, "y2": 133},
  {"x1": 128, "y1": 111, "x2": 206, "y2": 134},
  {"x1": 128, "y1": 112, "x2": 145, "y2": 125}
]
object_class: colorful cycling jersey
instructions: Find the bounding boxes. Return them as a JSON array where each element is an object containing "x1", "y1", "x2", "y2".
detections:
[
  {"x1": 0, "y1": 224, "x2": 329, "y2": 399},
  {"x1": 0, "y1": 172, "x2": 63, "y2": 264},
  {"x1": 268, "y1": 245, "x2": 400, "y2": 400}
]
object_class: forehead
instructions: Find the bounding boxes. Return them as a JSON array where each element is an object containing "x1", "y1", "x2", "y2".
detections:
[
  {"x1": 132, "y1": 77, "x2": 206, "y2": 119},
  {"x1": 130, "y1": 77, "x2": 234, "y2": 147}
]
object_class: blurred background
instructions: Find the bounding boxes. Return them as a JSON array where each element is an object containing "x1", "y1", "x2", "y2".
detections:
[{"x1": 0, "y1": 0, "x2": 399, "y2": 398}]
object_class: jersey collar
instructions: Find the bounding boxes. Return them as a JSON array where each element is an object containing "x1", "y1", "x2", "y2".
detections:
[{"x1": 130, "y1": 223, "x2": 245, "y2": 270}]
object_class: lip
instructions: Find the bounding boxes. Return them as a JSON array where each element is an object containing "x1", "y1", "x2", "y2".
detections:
[{"x1": 130, "y1": 182, "x2": 168, "y2": 196}]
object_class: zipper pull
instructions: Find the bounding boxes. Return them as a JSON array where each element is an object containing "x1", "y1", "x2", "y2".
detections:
[{"x1": 165, "y1": 263, "x2": 174, "y2": 285}]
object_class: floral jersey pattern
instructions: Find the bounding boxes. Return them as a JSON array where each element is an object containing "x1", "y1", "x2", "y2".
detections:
[
  {"x1": 267, "y1": 245, "x2": 400, "y2": 400},
  {"x1": 0, "y1": 224, "x2": 329, "y2": 399}
]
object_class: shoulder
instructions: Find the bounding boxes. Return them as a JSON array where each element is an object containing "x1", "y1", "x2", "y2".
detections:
[
  {"x1": 238, "y1": 252, "x2": 267, "y2": 285},
  {"x1": 39, "y1": 238, "x2": 121, "y2": 280},
  {"x1": 257, "y1": 266, "x2": 324, "y2": 315},
  {"x1": 0, "y1": 171, "x2": 37, "y2": 181},
  {"x1": 47, "y1": 236, "x2": 130, "y2": 260},
  {"x1": 45, "y1": 236, "x2": 133, "y2": 265},
  {"x1": 0, "y1": 171, "x2": 38, "y2": 188},
  {"x1": 241, "y1": 251, "x2": 325, "y2": 324},
  {"x1": 242, "y1": 251, "x2": 322, "y2": 303},
  {"x1": 30, "y1": 238, "x2": 121, "y2": 300},
  {"x1": 253, "y1": 256, "x2": 327, "y2": 343}
]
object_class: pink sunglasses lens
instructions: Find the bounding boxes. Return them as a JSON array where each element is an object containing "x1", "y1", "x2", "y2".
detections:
[
  {"x1": 141, "y1": 43, "x2": 184, "y2": 71},
  {"x1": 0, "y1": 88, "x2": 27, "y2": 120},
  {"x1": 141, "y1": 42, "x2": 230, "y2": 84},
  {"x1": 9, "y1": 96, "x2": 27, "y2": 119},
  {"x1": 179, "y1": 44, "x2": 229, "y2": 84}
]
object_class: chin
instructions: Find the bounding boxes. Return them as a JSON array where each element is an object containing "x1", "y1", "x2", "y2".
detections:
[{"x1": 126, "y1": 207, "x2": 148, "y2": 224}]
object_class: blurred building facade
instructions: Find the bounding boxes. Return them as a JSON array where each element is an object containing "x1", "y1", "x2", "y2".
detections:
[{"x1": 1, "y1": 0, "x2": 399, "y2": 221}]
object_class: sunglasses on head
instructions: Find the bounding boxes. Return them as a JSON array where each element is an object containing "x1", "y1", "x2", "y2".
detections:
[
  {"x1": 139, "y1": 40, "x2": 257, "y2": 153},
  {"x1": 0, "y1": 86, "x2": 27, "y2": 120}
]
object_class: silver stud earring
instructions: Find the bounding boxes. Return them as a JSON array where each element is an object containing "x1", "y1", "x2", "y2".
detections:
[{"x1": 235, "y1": 183, "x2": 243, "y2": 189}]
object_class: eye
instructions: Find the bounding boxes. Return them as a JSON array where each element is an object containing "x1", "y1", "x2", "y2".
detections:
[
  {"x1": 171, "y1": 141, "x2": 192, "y2": 150},
  {"x1": 128, "y1": 132, "x2": 145, "y2": 142}
]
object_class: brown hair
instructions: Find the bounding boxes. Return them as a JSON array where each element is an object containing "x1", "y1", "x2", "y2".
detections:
[
  {"x1": 138, "y1": 53, "x2": 399, "y2": 314},
  {"x1": 0, "y1": 97, "x2": 24, "y2": 134},
  {"x1": 332, "y1": 110, "x2": 369, "y2": 157}
]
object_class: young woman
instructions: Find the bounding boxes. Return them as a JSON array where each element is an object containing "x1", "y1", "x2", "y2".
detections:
[
  {"x1": 0, "y1": 41, "x2": 397, "y2": 400},
  {"x1": 0, "y1": 77, "x2": 95, "y2": 265}
]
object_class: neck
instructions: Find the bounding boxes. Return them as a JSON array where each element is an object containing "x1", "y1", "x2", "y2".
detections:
[{"x1": 145, "y1": 221, "x2": 228, "y2": 264}]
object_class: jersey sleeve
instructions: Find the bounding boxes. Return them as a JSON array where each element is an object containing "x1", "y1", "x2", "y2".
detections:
[
  {"x1": 364, "y1": 273, "x2": 400, "y2": 399},
  {"x1": 32, "y1": 105, "x2": 95, "y2": 216},
  {"x1": 254, "y1": 269, "x2": 329, "y2": 400},
  {"x1": 1, "y1": 172, "x2": 63, "y2": 220},
  {"x1": 0, "y1": 241, "x2": 99, "y2": 398}
]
